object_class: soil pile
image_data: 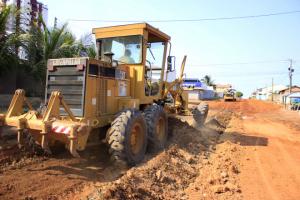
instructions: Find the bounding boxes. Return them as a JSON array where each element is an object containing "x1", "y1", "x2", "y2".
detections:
[{"x1": 84, "y1": 112, "x2": 233, "y2": 200}]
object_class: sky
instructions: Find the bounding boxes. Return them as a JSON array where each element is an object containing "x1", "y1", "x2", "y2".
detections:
[{"x1": 42, "y1": 0, "x2": 300, "y2": 97}]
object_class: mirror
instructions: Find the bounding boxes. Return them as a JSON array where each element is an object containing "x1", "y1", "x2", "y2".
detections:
[
  {"x1": 96, "y1": 41, "x2": 101, "y2": 60},
  {"x1": 167, "y1": 56, "x2": 175, "y2": 72}
]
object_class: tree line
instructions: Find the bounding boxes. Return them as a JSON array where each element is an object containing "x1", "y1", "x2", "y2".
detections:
[{"x1": 0, "y1": 5, "x2": 95, "y2": 93}]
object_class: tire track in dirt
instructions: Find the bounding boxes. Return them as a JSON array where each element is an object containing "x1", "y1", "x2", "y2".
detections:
[
  {"x1": 273, "y1": 139, "x2": 300, "y2": 183},
  {"x1": 255, "y1": 118, "x2": 300, "y2": 183},
  {"x1": 251, "y1": 136, "x2": 300, "y2": 200},
  {"x1": 239, "y1": 114, "x2": 300, "y2": 200},
  {"x1": 209, "y1": 100, "x2": 300, "y2": 200},
  {"x1": 253, "y1": 138, "x2": 280, "y2": 200}
]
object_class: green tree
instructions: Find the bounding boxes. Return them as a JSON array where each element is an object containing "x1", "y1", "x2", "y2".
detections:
[
  {"x1": 236, "y1": 91, "x2": 243, "y2": 98},
  {"x1": 0, "y1": 6, "x2": 20, "y2": 75},
  {"x1": 203, "y1": 75, "x2": 215, "y2": 86},
  {"x1": 79, "y1": 34, "x2": 96, "y2": 58},
  {"x1": 22, "y1": 19, "x2": 94, "y2": 85},
  {"x1": 1, "y1": 7, "x2": 96, "y2": 94}
]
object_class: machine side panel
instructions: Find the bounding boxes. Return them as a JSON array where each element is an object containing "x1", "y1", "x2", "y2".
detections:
[{"x1": 46, "y1": 59, "x2": 87, "y2": 117}]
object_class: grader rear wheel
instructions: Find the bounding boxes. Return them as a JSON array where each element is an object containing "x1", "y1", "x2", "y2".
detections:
[
  {"x1": 144, "y1": 104, "x2": 168, "y2": 152},
  {"x1": 107, "y1": 109, "x2": 147, "y2": 166}
]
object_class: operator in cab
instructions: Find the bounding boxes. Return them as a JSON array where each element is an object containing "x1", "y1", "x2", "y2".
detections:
[{"x1": 119, "y1": 49, "x2": 135, "y2": 64}]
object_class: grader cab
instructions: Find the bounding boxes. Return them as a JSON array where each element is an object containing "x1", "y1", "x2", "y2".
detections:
[{"x1": 0, "y1": 23, "x2": 208, "y2": 165}]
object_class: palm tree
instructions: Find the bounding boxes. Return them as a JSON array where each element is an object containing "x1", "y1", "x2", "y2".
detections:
[
  {"x1": 1, "y1": 8, "x2": 96, "y2": 93},
  {"x1": 203, "y1": 75, "x2": 215, "y2": 86},
  {"x1": 0, "y1": 6, "x2": 19, "y2": 75},
  {"x1": 22, "y1": 19, "x2": 92, "y2": 85},
  {"x1": 78, "y1": 33, "x2": 96, "y2": 58},
  {"x1": 0, "y1": 6, "x2": 9, "y2": 34}
]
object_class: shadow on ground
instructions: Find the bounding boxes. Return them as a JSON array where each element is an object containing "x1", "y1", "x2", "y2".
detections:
[{"x1": 225, "y1": 132, "x2": 268, "y2": 146}]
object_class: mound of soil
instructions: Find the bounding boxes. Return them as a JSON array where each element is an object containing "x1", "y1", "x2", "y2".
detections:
[
  {"x1": 208, "y1": 99, "x2": 281, "y2": 115},
  {"x1": 83, "y1": 112, "x2": 232, "y2": 200}
]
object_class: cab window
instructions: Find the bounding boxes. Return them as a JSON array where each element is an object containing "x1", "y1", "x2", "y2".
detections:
[
  {"x1": 145, "y1": 42, "x2": 166, "y2": 96},
  {"x1": 99, "y1": 35, "x2": 143, "y2": 64}
]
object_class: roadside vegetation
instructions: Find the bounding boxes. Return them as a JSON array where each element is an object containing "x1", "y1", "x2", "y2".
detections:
[
  {"x1": 0, "y1": 5, "x2": 95, "y2": 90},
  {"x1": 236, "y1": 91, "x2": 243, "y2": 98},
  {"x1": 203, "y1": 75, "x2": 215, "y2": 87},
  {"x1": 0, "y1": 6, "x2": 19, "y2": 76}
]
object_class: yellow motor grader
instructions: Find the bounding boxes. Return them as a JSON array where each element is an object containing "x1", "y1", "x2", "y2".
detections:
[
  {"x1": 224, "y1": 89, "x2": 237, "y2": 101},
  {"x1": 0, "y1": 23, "x2": 208, "y2": 165}
]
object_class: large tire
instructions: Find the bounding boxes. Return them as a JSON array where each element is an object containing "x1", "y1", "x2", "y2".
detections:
[
  {"x1": 107, "y1": 109, "x2": 147, "y2": 166},
  {"x1": 144, "y1": 104, "x2": 168, "y2": 152},
  {"x1": 192, "y1": 102, "x2": 209, "y2": 127}
]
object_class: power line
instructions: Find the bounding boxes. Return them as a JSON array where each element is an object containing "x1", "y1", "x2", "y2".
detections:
[
  {"x1": 188, "y1": 59, "x2": 292, "y2": 67},
  {"x1": 192, "y1": 72, "x2": 300, "y2": 78},
  {"x1": 67, "y1": 10, "x2": 300, "y2": 23}
]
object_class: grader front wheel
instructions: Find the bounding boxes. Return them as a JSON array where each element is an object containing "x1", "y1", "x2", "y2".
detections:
[
  {"x1": 144, "y1": 105, "x2": 168, "y2": 152},
  {"x1": 107, "y1": 109, "x2": 147, "y2": 166}
]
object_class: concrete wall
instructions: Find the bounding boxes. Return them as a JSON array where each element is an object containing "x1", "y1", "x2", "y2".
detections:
[
  {"x1": 186, "y1": 89, "x2": 216, "y2": 101},
  {"x1": 187, "y1": 90, "x2": 200, "y2": 100},
  {"x1": 0, "y1": 69, "x2": 43, "y2": 110},
  {"x1": 200, "y1": 90, "x2": 215, "y2": 100},
  {"x1": 0, "y1": 70, "x2": 17, "y2": 94},
  {"x1": 0, "y1": 94, "x2": 42, "y2": 111},
  {"x1": 0, "y1": 70, "x2": 43, "y2": 96}
]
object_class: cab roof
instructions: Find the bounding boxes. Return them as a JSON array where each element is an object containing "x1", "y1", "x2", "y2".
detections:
[{"x1": 92, "y1": 23, "x2": 171, "y2": 42}]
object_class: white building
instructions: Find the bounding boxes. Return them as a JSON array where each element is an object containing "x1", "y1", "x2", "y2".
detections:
[
  {"x1": 252, "y1": 85, "x2": 287, "y2": 101},
  {"x1": 5, "y1": 0, "x2": 48, "y2": 33},
  {"x1": 3, "y1": 0, "x2": 47, "y2": 59}
]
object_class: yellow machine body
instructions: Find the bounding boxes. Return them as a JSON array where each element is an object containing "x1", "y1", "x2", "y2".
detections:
[
  {"x1": 224, "y1": 89, "x2": 237, "y2": 101},
  {"x1": 0, "y1": 23, "x2": 190, "y2": 157}
]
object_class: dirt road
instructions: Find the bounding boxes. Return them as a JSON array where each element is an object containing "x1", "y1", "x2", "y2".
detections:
[
  {"x1": 0, "y1": 100, "x2": 299, "y2": 199},
  {"x1": 209, "y1": 100, "x2": 300, "y2": 200}
]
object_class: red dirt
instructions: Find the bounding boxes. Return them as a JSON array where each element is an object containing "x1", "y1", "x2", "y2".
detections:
[
  {"x1": 0, "y1": 99, "x2": 299, "y2": 200},
  {"x1": 208, "y1": 99, "x2": 282, "y2": 114},
  {"x1": 208, "y1": 100, "x2": 300, "y2": 200}
]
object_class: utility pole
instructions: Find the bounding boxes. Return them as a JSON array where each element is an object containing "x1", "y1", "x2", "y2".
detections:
[
  {"x1": 271, "y1": 77, "x2": 274, "y2": 102},
  {"x1": 288, "y1": 59, "x2": 294, "y2": 95},
  {"x1": 54, "y1": 17, "x2": 58, "y2": 29}
]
